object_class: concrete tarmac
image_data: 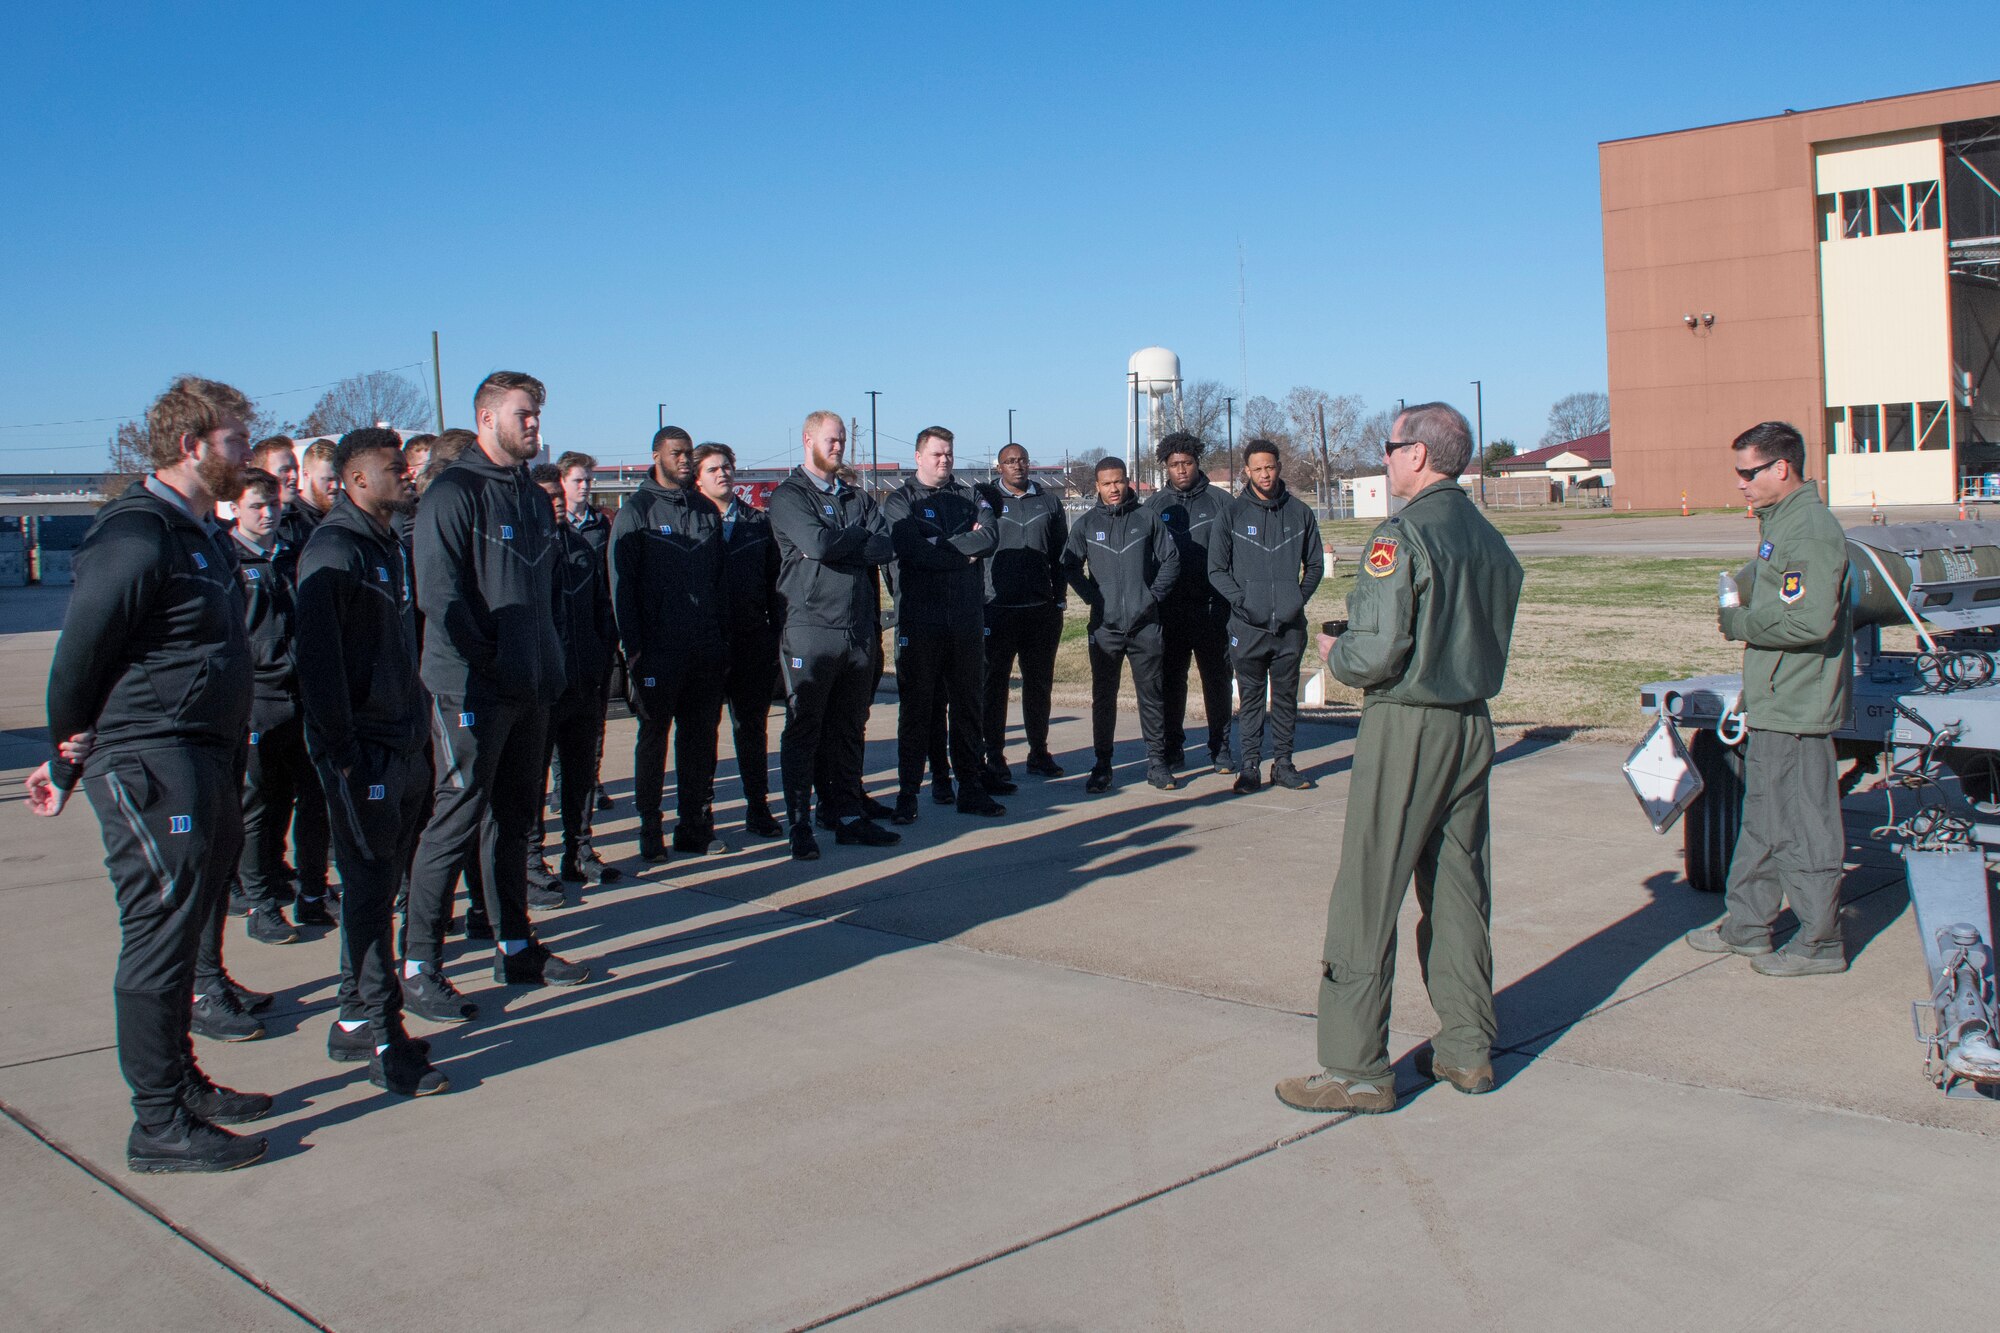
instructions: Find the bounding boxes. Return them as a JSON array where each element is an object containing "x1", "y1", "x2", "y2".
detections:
[{"x1": 3, "y1": 583, "x2": 1997, "y2": 1330}]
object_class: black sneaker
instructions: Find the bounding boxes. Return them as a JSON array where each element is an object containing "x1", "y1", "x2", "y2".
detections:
[
  {"x1": 1085, "y1": 766, "x2": 1113, "y2": 794},
  {"x1": 245, "y1": 903, "x2": 297, "y2": 946},
  {"x1": 596, "y1": 785, "x2": 615, "y2": 812},
  {"x1": 790, "y1": 824, "x2": 821, "y2": 861},
  {"x1": 1270, "y1": 763, "x2": 1314, "y2": 790},
  {"x1": 674, "y1": 829, "x2": 731, "y2": 856},
  {"x1": 560, "y1": 851, "x2": 622, "y2": 885},
  {"x1": 892, "y1": 792, "x2": 920, "y2": 826},
  {"x1": 860, "y1": 793, "x2": 895, "y2": 821},
  {"x1": 745, "y1": 804, "x2": 784, "y2": 839},
  {"x1": 370, "y1": 1040, "x2": 449, "y2": 1096},
  {"x1": 527, "y1": 880, "x2": 567, "y2": 912},
  {"x1": 127, "y1": 1111, "x2": 267, "y2": 1174},
  {"x1": 1211, "y1": 745, "x2": 1236, "y2": 775},
  {"x1": 221, "y1": 974, "x2": 274, "y2": 1014},
  {"x1": 1026, "y1": 752, "x2": 1065, "y2": 778},
  {"x1": 638, "y1": 824, "x2": 669, "y2": 864},
  {"x1": 982, "y1": 773, "x2": 1019, "y2": 796},
  {"x1": 192, "y1": 988, "x2": 264, "y2": 1042},
  {"x1": 328, "y1": 1018, "x2": 430, "y2": 1064},
  {"x1": 931, "y1": 777, "x2": 956, "y2": 805},
  {"x1": 1146, "y1": 766, "x2": 1180, "y2": 791},
  {"x1": 1165, "y1": 747, "x2": 1186, "y2": 770},
  {"x1": 528, "y1": 855, "x2": 562, "y2": 886},
  {"x1": 835, "y1": 818, "x2": 901, "y2": 847},
  {"x1": 229, "y1": 885, "x2": 255, "y2": 917},
  {"x1": 957, "y1": 794, "x2": 1007, "y2": 818},
  {"x1": 1233, "y1": 768, "x2": 1261, "y2": 795},
  {"x1": 402, "y1": 966, "x2": 478, "y2": 1023},
  {"x1": 496, "y1": 940, "x2": 590, "y2": 987},
  {"x1": 815, "y1": 809, "x2": 842, "y2": 832},
  {"x1": 293, "y1": 894, "x2": 336, "y2": 928},
  {"x1": 461, "y1": 912, "x2": 494, "y2": 941},
  {"x1": 180, "y1": 1069, "x2": 272, "y2": 1125}
]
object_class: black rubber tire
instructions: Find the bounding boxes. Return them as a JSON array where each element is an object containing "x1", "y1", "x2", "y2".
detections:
[{"x1": 1683, "y1": 729, "x2": 1746, "y2": 894}]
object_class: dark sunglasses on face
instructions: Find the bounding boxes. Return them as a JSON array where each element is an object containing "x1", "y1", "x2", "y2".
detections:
[
  {"x1": 1735, "y1": 458, "x2": 1781, "y2": 482},
  {"x1": 1383, "y1": 438, "x2": 1421, "y2": 456}
]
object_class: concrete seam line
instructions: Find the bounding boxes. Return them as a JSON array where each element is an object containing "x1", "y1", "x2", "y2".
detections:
[
  {"x1": 782, "y1": 1114, "x2": 1355, "y2": 1331},
  {"x1": 0, "y1": 1042, "x2": 117, "y2": 1072},
  {"x1": 0, "y1": 1097, "x2": 335, "y2": 1332}
]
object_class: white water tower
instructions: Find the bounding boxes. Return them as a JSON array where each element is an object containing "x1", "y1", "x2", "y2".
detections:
[{"x1": 1126, "y1": 346, "x2": 1181, "y2": 471}]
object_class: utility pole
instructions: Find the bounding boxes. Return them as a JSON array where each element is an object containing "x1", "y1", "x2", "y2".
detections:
[
  {"x1": 1317, "y1": 403, "x2": 1331, "y2": 515},
  {"x1": 657, "y1": 403, "x2": 667, "y2": 431},
  {"x1": 1224, "y1": 396, "x2": 1236, "y2": 486},
  {"x1": 430, "y1": 331, "x2": 445, "y2": 432},
  {"x1": 866, "y1": 391, "x2": 881, "y2": 496},
  {"x1": 1008, "y1": 408, "x2": 1015, "y2": 446},
  {"x1": 1471, "y1": 379, "x2": 1486, "y2": 507}
]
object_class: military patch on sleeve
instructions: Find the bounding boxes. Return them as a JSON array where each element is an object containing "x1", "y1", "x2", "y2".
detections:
[
  {"x1": 1364, "y1": 537, "x2": 1399, "y2": 577},
  {"x1": 1758, "y1": 540, "x2": 1773, "y2": 560},
  {"x1": 1779, "y1": 570, "x2": 1804, "y2": 603}
]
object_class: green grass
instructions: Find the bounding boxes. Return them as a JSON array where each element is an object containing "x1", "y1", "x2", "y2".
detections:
[{"x1": 1319, "y1": 516, "x2": 1561, "y2": 546}]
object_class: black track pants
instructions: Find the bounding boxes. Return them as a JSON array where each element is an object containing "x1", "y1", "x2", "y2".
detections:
[
  {"x1": 725, "y1": 631, "x2": 780, "y2": 807},
  {"x1": 1161, "y1": 603, "x2": 1234, "y2": 760},
  {"x1": 983, "y1": 602, "x2": 1062, "y2": 768},
  {"x1": 539, "y1": 688, "x2": 605, "y2": 860},
  {"x1": 321, "y1": 745, "x2": 427, "y2": 1031},
  {"x1": 630, "y1": 654, "x2": 725, "y2": 836},
  {"x1": 896, "y1": 624, "x2": 984, "y2": 794},
  {"x1": 404, "y1": 697, "x2": 548, "y2": 964},
  {"x1": 238, "y1": 717, "x2": 310, "y2": 906},
  {"x1": 1087, "y1": 623, "x2": 1167, "y2": 766},
  {"x1": 781, "y1": 626, "x2": 877, "y2": 828},
  {"x1": 1230, "y1": 622, "x2": 1305, "y2": 767},
  {"x1": 85, "y1": 745, "x2": 242, "y2": 1128}
]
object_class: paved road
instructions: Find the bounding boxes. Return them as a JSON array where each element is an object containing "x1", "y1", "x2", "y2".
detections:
[{"x1": 3, "y1": 590, "x2": 1993, "y2": 1329}]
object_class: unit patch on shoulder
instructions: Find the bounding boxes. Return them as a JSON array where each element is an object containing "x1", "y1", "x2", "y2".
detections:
[
  {"x1": 1759, "y1": 540, "x2": 1773, "y2": 560},
  {"x1": 1779, "y1": 570, "x2": 1805, "y2": 603},
  {"x1": 1364, "y1": 537, "x2": 1399, "y2": 577}
]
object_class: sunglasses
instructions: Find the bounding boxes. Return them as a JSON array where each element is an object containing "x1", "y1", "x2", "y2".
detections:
[
  {"x1": 1383, "y1": 438, "x2": 1421, "y2": 456},
  {"x1": 1734, "y1": 458, "x2": 1781, "y2": 482}
]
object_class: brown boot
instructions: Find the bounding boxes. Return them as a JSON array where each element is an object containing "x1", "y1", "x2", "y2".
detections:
[
  {"x1": 1415, "y1": 1047, "x2": 1495, "y2": 1095},
  {"x1": 1275, "y1": 1070, "x2": 1395, "y2": 1114}
]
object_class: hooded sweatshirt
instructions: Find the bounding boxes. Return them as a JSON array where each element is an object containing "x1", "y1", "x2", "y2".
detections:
[
  {"x1": 720, "y1": 497, "x2": 782, "y2": 641},
  {"x1": 413, "y1": 447, "x2": 565, "y2": 706},
  {"x1": 880, "y1": 476, "x2": 996, "y2": 633},
  {"x1": 1061, "y1": 494, "x2": 1180, "y2": 639},
  {"x1": 1207, "y1": 480, "x2": 1324, "y2": 638},
  {"x1": 974, "y1": 478, "x2": 1068, "y2": 608},
  {"x1": 232, "y1": 529, "x2": 300, "y2": 733},
  {"x1": 1143, "y1": 470, "x2": 1230, "y2": 611},
  {"x1": 552, "y1": 504, "x2": 617, "y2": 695},
  {"x1": 768, "y1": 466, "x2": 893, "y2": 633},
  {"x1": 45, "y1": 478, "x2": 251, "y2": 789},
  {"x1": 608, "y1": 473, "x2": 726, "y2": 672},
  {"x1": 294, "y1": 497, "x2": 427, "y2": 770}
]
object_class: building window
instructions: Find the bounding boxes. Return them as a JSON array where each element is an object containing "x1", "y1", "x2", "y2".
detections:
[
  {"x1": 1825, "y1": 406, "x2": 1846, "y2": 454},
  {"x1": 1884, "y1": 403, "x2": 1914, "y2": 451},
  {"x1": 1918, "y1": 400, "x2": 1949, "y2": 450},
  {"x1": 1909, "y1": 180, "x2": 1942, "y2": 231},
  {"x1": 1817, "y1": 194, "x2": 1837, "y2": 242},
  {"x1": 1851, "y1": 404, "x2": 1880, "y2": 452},
  {"x1": 1841, "y1": 190, "x2": 1872, "y2": 238},
  {"x1": 1875, "y1": 185, "x2": 1907, "y2": 235}
]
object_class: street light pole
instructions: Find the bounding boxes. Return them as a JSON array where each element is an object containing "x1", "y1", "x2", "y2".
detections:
[
  {"x1": 866, "y1": 390, "x2": 881, "y2": 497},
  {"x1": 1471, "y1": 379, "x2": 1485, "y2": 506},
  {"x1": 657, "y1": 403, "x2": 667, "y2": 432},
  {"x1": 1224, "y1": 396, "x2": 1236, "y2": 487}
]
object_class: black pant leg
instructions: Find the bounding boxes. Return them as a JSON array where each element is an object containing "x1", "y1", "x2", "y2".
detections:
[
  {"x1": 945, "y1": 625, "x2": 986, "y2": 788},
  {"x1": 779, "y1": 628, "x2": 838, "y2": 828},
  {"x1": 981, "y1": 605, "x2": 1020, "y2": 769},
  {"x1": 726, "y1": 631, "x2": 778, "y2": 806},
  {"x1": 1087, "y1": 632, "x2": 1123, "y2": 764},
  {"x1": 1018, "y1": 604, "x2": 1063, "y2": 757},
  {"x1": 238, "y1": 719, "x2": 300, "y2": 906},
  {"x1": 553, "y1": 692, "x2": 600, "y2": 858},
  {"x1": 290, "y1": 754, "x2": 331, "y2": 898},
  {"x1": 631, "y1": 669, "x2": 671, "y2": 828},
  {"x1": 831, "y1": 633, "x2": 878, "y2": 816},
  {"x1": 1129, "y1": 625, "x2": 1168, "y2": 764},
  {"x1": 896, "y1": 628, "x2": 945, "y2": 793},
  {"x1": 323, "y1": 746, "x2": 427, "y2": 1028},
  {"x1": 87, "y1": 747, "x2": 239, "y2": 1126},
  {"x1": 1266, "y1": 624, "x2": 1305, "y2": 763},
  {"x1": 673, "y1": 661, "x2": 724, "y2": 836},
  {"x1": 404, "y1": 697, "x2": 520, "y2": 967},
  {"x1": 486, "y1": 706, "x2": 547, "y2": 945},
  {"x1": 1232, "y1": 632, "x2": 1273, "y2": 766},
  {"x1": 1158, "y1": 614, "x2": 1194, "y2": 757},
  {"x1": 1193, "y1": 605, "x2": 1235, "y2": 758}
]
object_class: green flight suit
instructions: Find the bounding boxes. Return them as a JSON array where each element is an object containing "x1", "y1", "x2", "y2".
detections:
[
  {"x1": 1318, "y1": 480, "x2": 1523, "y2": 1081},
  {"x1": 1717, "y1": 483, "x2": 1853, "y2": 961}
]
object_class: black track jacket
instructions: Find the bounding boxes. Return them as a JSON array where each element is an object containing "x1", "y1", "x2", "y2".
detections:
[
  {"x1": 608, "y1": 474, "x2": 726, "y2": 675},
  {"x1": 768, "y1": 467, "x2": 893, "y2": 633},
  {"x1": 232, "y1": 531, "x2": 300, "y2": 733},
  {"x1": 881, "y1": 477, "x2": 995, "y2": 633},
  {"x1": 1061, "y1": 496, "x2": 1180, "y2": 641},
  {"x1": 974, "y1": 479, "x2": 1068, "y2": 609},
  {"x1": 295, "y1": 498, "x2": 426, "y2": 771},
  {"x1": 1144, "y1": 471, "x2": 1230, "y2": 611},
  {"x1": 1207, "y1": 481, "x2": 1324, "y2": 639}
]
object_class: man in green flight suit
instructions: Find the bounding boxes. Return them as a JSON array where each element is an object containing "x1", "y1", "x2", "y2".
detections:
[
  {"x1": 1685, "y1": 420, "x2": 1852, "y2": 975},
  {"x1": 1277, "y1": 402, "x2": 1523, "y2": 1115}
]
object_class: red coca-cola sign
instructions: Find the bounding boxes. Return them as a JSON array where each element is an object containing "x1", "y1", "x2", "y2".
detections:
[{"x1": 732, "y1": 480, "x2": 779, "y2": 510}]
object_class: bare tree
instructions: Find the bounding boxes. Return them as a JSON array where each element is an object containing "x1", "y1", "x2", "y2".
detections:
[
  {"x1": 1539, "y1": 391, "x2": 1610, "y2": 447},
  {"x1": 1169, "y1": 379, "x2": 1230, "y2": 450},
  {"x1": 1280, "y1": 386, "x2": 1369, "y2": 495},
  {"x1": 107, "y1": 419, "x2": 149, "y2": 476},
  {"x1": 299, "y1": 371, "x2": 432, "y2": 437}
]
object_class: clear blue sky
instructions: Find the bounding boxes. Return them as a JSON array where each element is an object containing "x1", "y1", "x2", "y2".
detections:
[{"x1": 0, "y1": 2, "x2": 1986, "y2": 472}]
